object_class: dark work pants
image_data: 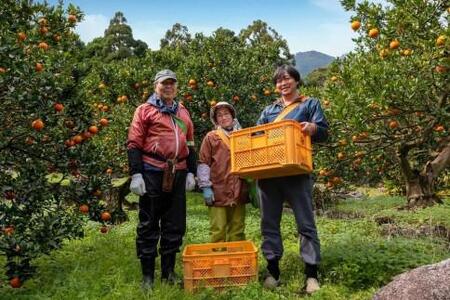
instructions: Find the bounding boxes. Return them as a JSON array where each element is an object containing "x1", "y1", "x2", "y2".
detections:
[
  {"x1": 136, "y1": 169, "x2": 187, "y2": 259},
  {"x1": 258, "y1": 174, "x2": 320, "y2": 265}
]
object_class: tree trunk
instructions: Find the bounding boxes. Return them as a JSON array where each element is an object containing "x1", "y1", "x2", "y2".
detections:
[
  {"x1": 399, "y1": 140, "x2": 450, "y2": 208},
  {"x1": 404, "y1": 174, "x2": 442, "y2": 208}
]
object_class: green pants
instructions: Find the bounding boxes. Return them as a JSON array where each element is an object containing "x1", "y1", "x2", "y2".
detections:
[{"x1": 209, "y1": 204, "x2": 246, "y2": 243}]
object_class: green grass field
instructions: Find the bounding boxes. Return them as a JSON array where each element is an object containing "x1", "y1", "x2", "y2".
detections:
[{"x1": 1, "y1": 193, "x2": 449, "y2": 299}]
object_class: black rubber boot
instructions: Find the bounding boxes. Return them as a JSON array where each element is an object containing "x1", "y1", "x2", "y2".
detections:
[
  {"x1": 161, "y1": 253, "x2": 177, "y2": 285},
  {"x1": 267, "y1": 258, "x2": 280, "y2": 280},
  {"x1": 141, "y1": 257, "x2": 155, "y2": 291}
]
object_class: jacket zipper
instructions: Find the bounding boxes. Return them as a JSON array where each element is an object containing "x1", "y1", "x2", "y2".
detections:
[{"x1": 170, "y1": 116, "x2": 179, "y2": 159}]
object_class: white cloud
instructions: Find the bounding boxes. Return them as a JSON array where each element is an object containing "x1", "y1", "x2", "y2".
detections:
[{"x1": 75, "y1": 14, "x2": 109, "y2": 42}]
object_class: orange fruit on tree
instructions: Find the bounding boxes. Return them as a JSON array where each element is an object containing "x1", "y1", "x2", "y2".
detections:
[
  {"x1": 0, "y1": 67, "x2": 6, "y2": 73},
  {"x1": 368, "y1": 28, "x2": 379, "y2": 38},
  {"x1": 101, "y1": 211, "x2": 111, "y2": 221},
  {"x1": 82, "y1": 131, "x2": 92, "y2": 139},
  {"x1": 17, "y1": 32, "x2": 26, "y2": 41},
  {"x1": 53, "y1": 34, "x2": 62, "y2": 42},
  {"x1": 389, "y1": 120, "x2": 399, "y2": 129},
  {"x1": 106, "y1": 168, "x2": 113, "y2": 175},
  {"x1": 389, "y1": 39, "x2": 400, "y2": 49},
  {"x1": 32, "y1": 118, "x2": 44, "y2": 131},
  {"x1": 73, "y1": 135, "x2": 83, "y2": 144},
  {"x1": 232, "y1": 95, "x2": 240, "y2": 102},
  {"x1": 337, "y1": 152, "x2": 345, "y2": 160},
  {"x1": 88, "y1": 125, "x2": 98, "y2": 134},
  {"x1": 35, "y1": 63, "x2": 44, "y2": 72},
  {"x1": 206, "y1": 80, "x2": 215, "y2": 87},
  {"x1": 68, "y1": 14, "x2": 77, "y2": 23},
  {"x1": 188, "y1": 79, "x2": 197, "y2": 86},
  {"x1": 330, "y1": 76, "x2": 338, "y2": 82},
  {"x1": 351, "y1": 20, "x2": 361, "y2": 31},
  {"x1": 4, "y1": 226, "x2": 15, "y2": 236},
  {"x1": 434, "y1": 125, "x2": 445, "y2": 132},
  {"x1": 98, "y1": 82, "x2": 106, "y2": 89},
  {"x1": 54, "y1": 103, "x2": 64, "y2": 112},
  {"x1": 10, "y1": 277, "x2": 21, "y2": 288},
  {"x1": 38, "y1": 42, "x2": 49, "y2": 50},
  {"x1": 100, "y1": 118, "x2": 109, "y2": 126},
  {"x1": 436, "y1": 35, "x2": 446, "y2": 47},
  {"x1": 263, "y1": 89, "x2": 271, "y2": 96},
  {"x1": 318, "y1": 169, "x2": 327, "y2": 176},
  {"x1": 209, "y1": 100, "x2": 217, "y2": 107},
  {"x1": 79, "y1": 204, "x2": 89, "y2": 214},
  {"x1": 39, "y1": 26, "x2": 48, "y2": 35},
  {"x1": 251, "y1": 95, "x2": 257, "y2": 101},
  {"x1": 435, "y1": 65, "x2": 447, "y2": 73},
  {"x1": 64, "y1": 139, "x2": 75, "y2": 147}
]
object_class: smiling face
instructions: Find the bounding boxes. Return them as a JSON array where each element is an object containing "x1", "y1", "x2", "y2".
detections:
[
  {"x1": 275, "y1": 71, "x2": 298, "y2": 98},
  {"x1": 155, "y1": 78, "x2": 177, "y2": 102},
  {"x1": 215, "y1": 106, "x2": 234, "y2": 129}
]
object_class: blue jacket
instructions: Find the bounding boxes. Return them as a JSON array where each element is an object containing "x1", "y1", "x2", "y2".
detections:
[{"x1": 257, "y1": 97, "x2": 329, "y2": 143}]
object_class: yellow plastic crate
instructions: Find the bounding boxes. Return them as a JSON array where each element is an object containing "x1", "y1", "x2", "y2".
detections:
[
  {"x1": 182, "y1": 241, "x2": 258, "y2": 292},
  {"x1": 230, "y1": 120, "x2": 312, "y2": 179}
]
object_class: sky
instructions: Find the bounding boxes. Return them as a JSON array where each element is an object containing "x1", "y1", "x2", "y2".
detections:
[{"x1": 45, "y1": 0, "x2": 387, "y2": 57}]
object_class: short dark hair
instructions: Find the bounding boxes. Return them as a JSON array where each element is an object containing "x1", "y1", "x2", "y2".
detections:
[{"x1": 273, "y1": 65, "x2": 302, "y2": 88}]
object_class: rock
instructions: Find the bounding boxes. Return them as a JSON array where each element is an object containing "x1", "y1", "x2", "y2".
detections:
[{"x1": 373, "y1": 258, "x2": 450, "y2": 300}]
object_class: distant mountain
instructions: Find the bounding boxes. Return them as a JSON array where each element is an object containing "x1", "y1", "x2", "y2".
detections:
[{"x1": 294, "y1": 51, "x2": 335, "y2": 77}]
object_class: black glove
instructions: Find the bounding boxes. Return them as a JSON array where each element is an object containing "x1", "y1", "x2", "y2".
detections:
[
  {"x1": 187, "y1": 146, "x2": 197, "y2": 174},
  {"x1": 128, "y1": 148, "x2": 143, "y2": 175}
]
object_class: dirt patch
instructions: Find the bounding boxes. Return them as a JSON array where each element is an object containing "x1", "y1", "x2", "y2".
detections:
[
  {"x1": 380, "y1": 223, "x2": 450, "y2": 242},
  {"x1": 321, "y1": 210, "x2": 365, "y2": 219}
]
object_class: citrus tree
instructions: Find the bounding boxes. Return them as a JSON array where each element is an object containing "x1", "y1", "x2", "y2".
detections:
[
  {"x1": 315, "y1": 0, "x2": 449, "y2": 206},
  {"x1": 0, "y1": 1, "x2": 114, "y2": 287}
]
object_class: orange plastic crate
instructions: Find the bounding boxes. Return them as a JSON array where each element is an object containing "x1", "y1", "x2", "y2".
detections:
[
  {"x1": 182, "y1": 241, "x2": 258, "y2": 292},
  {"x1": 230, "y1": 120, "x2": 312, "y2": 179}
]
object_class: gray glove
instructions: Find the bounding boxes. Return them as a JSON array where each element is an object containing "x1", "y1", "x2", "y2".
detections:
[
  {"x1": 185, "y1": 172, "x2": 196, "y2": 191},
  {"x1": 130, "y1": 173, "x2": 146, "y2": 196}
]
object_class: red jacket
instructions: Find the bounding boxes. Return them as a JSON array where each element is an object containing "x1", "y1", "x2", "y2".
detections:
[{"x1": 127, "y1": 95, "x2": 194, "y2": 170}]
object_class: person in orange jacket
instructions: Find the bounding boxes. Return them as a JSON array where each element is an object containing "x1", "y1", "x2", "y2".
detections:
[{"x1": 197, "y1": 102, "x2": 249, "y2": 243}]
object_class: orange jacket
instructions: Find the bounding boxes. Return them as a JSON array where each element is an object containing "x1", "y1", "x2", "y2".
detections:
[{"x1": 198, "y1": 130, "x2": 248, "y2": 206}]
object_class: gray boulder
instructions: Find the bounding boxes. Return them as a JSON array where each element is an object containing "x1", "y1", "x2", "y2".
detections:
[{"x1": 373, "y1": 258, "x2": 450, "y2": 300}]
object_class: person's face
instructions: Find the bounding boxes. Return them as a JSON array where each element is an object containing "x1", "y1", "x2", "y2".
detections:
[
  {"x1": 155, "y1": 79, "x2": 177, "y2": 101},
  {"x1": 215, "y1": 107, "x2": 234, "y2": 128},
  {"x1": 275, "y1": 72, "x2": 298, "y2": 97}
]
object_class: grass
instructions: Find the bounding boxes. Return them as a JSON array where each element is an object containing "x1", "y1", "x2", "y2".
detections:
[{"x1": 0, "y1": 193, "x2": 449, "y2": 299}]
